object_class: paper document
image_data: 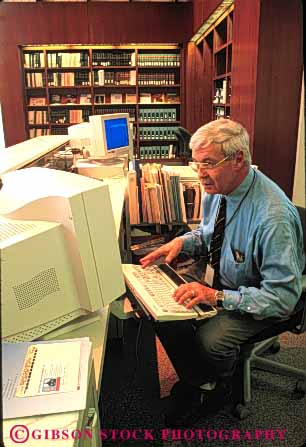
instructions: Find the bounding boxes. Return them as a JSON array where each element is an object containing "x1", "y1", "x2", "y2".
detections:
[
  {"x1": 16, "y1": 342, "x2": 81, "y2": 398},
  {"x1": 2, "y1": 338, "x2": 92, "y2": 419}
]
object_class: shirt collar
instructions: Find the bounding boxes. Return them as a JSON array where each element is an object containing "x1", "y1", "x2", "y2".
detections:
[{"x1": 224, "y1": 167, "x2": 255, "y2": 214}]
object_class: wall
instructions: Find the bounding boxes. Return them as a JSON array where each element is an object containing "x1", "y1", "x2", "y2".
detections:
[
  {"x1": 292, "y1": 72, "x2": 305, "y2": 206},
  {"x1": 251, "y1": 0, "x2": 303, "y2": 197},
  {"x1": 0, "y1": 3, "x2": 193, "y2": 147}
]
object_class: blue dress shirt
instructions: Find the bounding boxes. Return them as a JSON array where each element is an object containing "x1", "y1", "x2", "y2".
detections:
[{"x1": 181, "y1": 168, "x2": 305, "y2": 319}]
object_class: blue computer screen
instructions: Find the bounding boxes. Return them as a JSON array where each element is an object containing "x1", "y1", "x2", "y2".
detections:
[{"x1": 104, "y1": 117, "x2": 129, "y2": 151}]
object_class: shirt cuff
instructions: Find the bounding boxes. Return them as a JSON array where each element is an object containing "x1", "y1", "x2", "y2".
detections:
[
  {"x1": 180, "y1": 235, "x2": 194, "y2": 254},
  {"x1": 223, "y1": 290, "x2": 242, "y2": 311}
]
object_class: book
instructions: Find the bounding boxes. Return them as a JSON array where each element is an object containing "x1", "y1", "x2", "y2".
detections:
[
  {"x1": 79, "y1": 93, "x2": 92, "y2": 104},
  {"x1": 111, "y1": 93, "x2": 123, "y2": 104},
  {"x1": 151, "y1": 92, "x2": 164, "y2": 103},
  {"x1": 50, "y1": 94, "x2": 61, "y2": 104},
  {"x1": 166, "y1": 92, "x2": 180, "y2": 103},
  {"x1": 126, "y1": 93, "x2": 136, "y2": 104},
  {"x1": 28, "y1": 97, "x2": 46, "y2": 106},
  {"x1": 127, "y1": 170, "x2": 140, "y2": 225},
  {"x1": 61, "y1": 94, "x2": 77, "y2": 105},
  {"x1": 139, "y1": 93, "x2": 152, "y2": 104},
  {"x1": 94, "y1": 94, "x2": 105, "y2": 104}
]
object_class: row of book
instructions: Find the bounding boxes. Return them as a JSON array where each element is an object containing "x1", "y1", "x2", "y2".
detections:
[
  {"x1": 138, "y1": 73, "x2": 177, "y2": 86},
  {"x1": 26, "y1": 72, "x2": 45, "y2": 87},
  {"x1": 29, "y1": 128, "x2": 50, "y2": 138},
  {"x1": 139, "y1": 108, "x2": 177, "y2": 122},
  {"x1": 213, "y1": 78, "x2": 228, "y2": 105},
  {"x1": 26, "y1": 99, "x2": 177, "y2": 124},
  {"x1": 28, "y1": 110, "x2": 48, "y2": 124},
  {"x1": 23, "y1": 51, "x2": 180, "y2": 68},
  {"x1": 47, "y1": 52, "x2": 89, "y2": 68},
  {"x1": 93, "y1": 70, "x2": 136, "y2": 86},
  {"x1": 214, "y1": 107, "x2": 230, "y2": 120},
  {"x1": 138, "y1": 53, "x2": 180, "y2": 67},
  {"x1": 139, "y1": 145, "x2": 175, "y2": 160},
  {"x1": 127, "y1": 164, "x2": 202, "y2": 225},
  {"x1": 92, "y1": 51, "x2": 135, "y2": 67},
  {"x1": 48, "y1": 72, "x2": 90, "y2": 87},
  {"x1": 139, "y1": 92, "x2": 180, "y2": 104},
  {"x1": 139, "y1": 126, "x2": 178, "y2": 141},
  {"x1": 50, "y1": 109, "x2": 90, "y2": 124},
  {"x1": 49, "y1": 93, "x2": 91, "y2": 105},
  {"x1": 94, "y1": 92, "x2": 136, "y2": 105},
  {"x1": 51, "y1": 127, "x2": 68, "y2": 135},
  {"x1": 24, "y1": 52, "x2": 44, "y2": 69},
  {"x1": 94, "y1": 107, "x2": 136, "y2": 121}
]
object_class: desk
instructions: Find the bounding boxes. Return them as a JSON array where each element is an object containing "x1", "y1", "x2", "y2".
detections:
[{"x1": 0, "y1": 135, "x2": 69, "y2": 175}]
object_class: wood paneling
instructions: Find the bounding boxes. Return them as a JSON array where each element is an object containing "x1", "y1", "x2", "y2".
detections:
[
  {"x1": 230, "y1": 0, "x2": 261, "y2": 151},
  {"x1": 252, "y1": 0, "x2": 303, "y2": 196},
  {"x1": 185, "y1": 38, "x2": 213, "y2": 132},
  {"x1": 185, "y1": 43, "x2": 205, "y2": 132},
  {"x1": 192, "y1": 0, "x2": 223, "y2": 33},
  {"x1": 88, "y1": 3, "x2": 192, "y2": 44},
  {"x1": 0, "y1": 4, "x2": 89, "y2": 45},
  {"x1": 0, "y1": 3, "x2": 192, "y2": 147}
]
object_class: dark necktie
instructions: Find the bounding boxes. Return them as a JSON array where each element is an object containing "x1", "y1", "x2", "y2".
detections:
[{"x1": 210, "y1": 196, "x2": 227, "y2": 289}]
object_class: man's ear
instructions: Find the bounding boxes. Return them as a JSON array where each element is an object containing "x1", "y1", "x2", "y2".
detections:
[{"x1": 232, "y1": 150, "x2": 245, "y2": 169}]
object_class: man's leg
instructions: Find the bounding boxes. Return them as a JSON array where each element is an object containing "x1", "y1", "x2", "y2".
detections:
[
  {"x1": 153, "y1": 320, "x2": 207, "y2": 387},
  {"x1": 154, "y1": 311, "x2": 280, "y2": 425},
  {"x1": 194, "y1": 310, "x2": 280, "y2": 383}
]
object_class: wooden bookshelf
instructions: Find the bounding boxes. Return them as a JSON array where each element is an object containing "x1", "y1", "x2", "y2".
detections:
[
  {"x1": 21, "y1": 44, "x2": 183, "y2": 160},
  {"x1": 210, "y1": 7, "x2": 233, "y2": 120}
]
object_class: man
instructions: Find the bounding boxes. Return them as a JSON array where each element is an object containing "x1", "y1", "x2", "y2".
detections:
[{"x1": 140, "y1": 118, "x2": 305, "y2": 426}]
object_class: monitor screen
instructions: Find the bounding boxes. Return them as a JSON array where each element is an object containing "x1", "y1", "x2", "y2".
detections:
[
  {"x1": 104, "y1": 117, "x2": 129, "y2": 151},
  {"x1": 0, "y1": 167, "x2": 125, "y2": 342},
  {"x1": 89, "y1": 113, "x2": 133, "y2": 159}
]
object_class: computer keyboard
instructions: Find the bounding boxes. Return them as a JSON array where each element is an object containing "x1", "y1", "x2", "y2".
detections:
[{"x1": 122, "y1": 263, "x2": 217, "y2": 321}]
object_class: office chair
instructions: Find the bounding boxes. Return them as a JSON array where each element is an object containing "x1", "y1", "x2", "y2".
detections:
[{"x1": 233, "y1": 206, "x2": 306, "y2": 419}]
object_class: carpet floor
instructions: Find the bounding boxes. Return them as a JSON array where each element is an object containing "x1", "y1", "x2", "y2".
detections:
[{"x1": 99, "y1": 318, "x2": 306, "y2": 447}]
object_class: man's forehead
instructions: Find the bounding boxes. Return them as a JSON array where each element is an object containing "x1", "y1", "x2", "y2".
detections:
[{"x1": 193, "y1": 143, "x2": 222, "y2": 159}]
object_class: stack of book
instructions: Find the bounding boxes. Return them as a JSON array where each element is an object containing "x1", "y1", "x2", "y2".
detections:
[{"x1": 127, "y1": 163, "x2": 203, "y2": 225}]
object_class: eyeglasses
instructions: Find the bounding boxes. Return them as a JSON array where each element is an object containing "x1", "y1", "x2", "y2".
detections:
[{"x1": 190, "y1": 155, "x2": 231, "y2": 171}]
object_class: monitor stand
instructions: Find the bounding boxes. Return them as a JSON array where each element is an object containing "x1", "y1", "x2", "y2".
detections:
[{"x1": 75, "y1": 156, "x2": 127, "y2": 180}]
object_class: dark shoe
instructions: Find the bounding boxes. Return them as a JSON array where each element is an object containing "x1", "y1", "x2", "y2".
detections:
[{"x1": 163, "y1": 381, "x2": 231, "y2": 427}]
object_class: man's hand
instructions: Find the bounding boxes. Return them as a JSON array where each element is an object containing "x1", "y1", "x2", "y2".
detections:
[
  {"x1": 139, "y1": 237, "x2": 183, "y2": 268},
  {"x1": 173, "y1": 282, "x2": 217, "y2": 308}
]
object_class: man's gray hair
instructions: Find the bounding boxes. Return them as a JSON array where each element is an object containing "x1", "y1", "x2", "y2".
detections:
[{"x1": 190, "y1": 118, "x2": 251, "y2": 165}]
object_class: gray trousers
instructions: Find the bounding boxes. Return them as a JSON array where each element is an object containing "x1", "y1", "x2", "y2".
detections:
[{"x1": 153, "y1": 310, "x2": 280, "y2": 387}]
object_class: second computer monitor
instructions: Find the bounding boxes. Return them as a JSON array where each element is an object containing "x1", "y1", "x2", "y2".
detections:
[{"x1": 89, "y1": 113, "x2": 133, "y2": 160}]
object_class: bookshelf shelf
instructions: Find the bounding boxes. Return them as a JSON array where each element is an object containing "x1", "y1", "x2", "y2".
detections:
[
  {"x1": 199, "y1": 6, "x2": 234, "y2": 120},
  {"x1": 29, "y1": 124, "x2": 49, "y2": 127},
  {"x1": 139, "y1": 121, "x2": 180, "y2": 125},
  {"x1": 21, "y1": 44, "x2": 182, "y2": 159},
  {"x1": 93, "y1": 85, "x2": 136, "y2": 88},
  {"x1": 94, "y1": 66, "x2": 135, "y2": 70},
  {"x1": 138, "y1": 84, "x2": 181, "y2": 88},
  {"x1": 47, "y1": 67, "x2": 91, "y2": 70}
]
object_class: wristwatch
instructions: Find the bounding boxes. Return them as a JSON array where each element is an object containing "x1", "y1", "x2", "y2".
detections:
[{"x1": 215, "y1": 290, "x2": 225, "y2": 308}]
